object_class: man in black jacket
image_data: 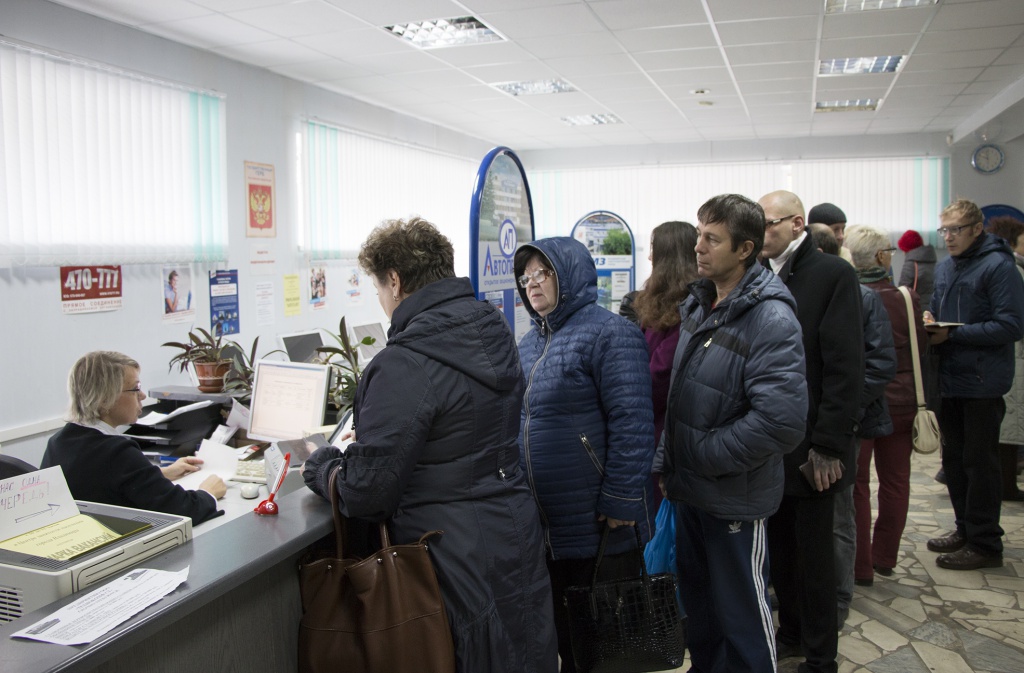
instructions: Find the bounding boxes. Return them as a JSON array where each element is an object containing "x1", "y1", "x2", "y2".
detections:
[{"x1": 758, "y1": 190, "x2": 864, "y2": 673}]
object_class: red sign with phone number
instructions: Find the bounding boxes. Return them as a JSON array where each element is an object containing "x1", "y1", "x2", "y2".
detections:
[{"x1": 60, "y1": 265, "x2": 123, "y2": 314}]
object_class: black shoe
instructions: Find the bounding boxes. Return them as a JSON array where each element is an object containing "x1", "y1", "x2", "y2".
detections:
[
  {"x1": 854, "y1": 577, "x2": 874, "y2": 587},
  {"x1": 775, "y1": 639, "x2": 801, "y2": 661},
  {"x1": 927, "y1": 530, "x2": 965, "y2": 553},
  {"x1": 873, "y1": 565, "x2": 894, "y2": 576},
  {"x1": 936, "y1": 547, "x2": 1003, "y2": 571},
  {"x1": 935, "y1": 468, "x2": 947, "y2": 484}
]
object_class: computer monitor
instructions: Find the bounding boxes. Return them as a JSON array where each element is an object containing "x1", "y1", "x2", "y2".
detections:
[
  {"x1": 352, "y1": 323, "x2": 387, "y2": 362},
  {"x1": 277, "y1": 330, "x2": 325, "y2": 364},
  {"x1": 247, "y1": 360, "x2": 331, "y2": 442}
]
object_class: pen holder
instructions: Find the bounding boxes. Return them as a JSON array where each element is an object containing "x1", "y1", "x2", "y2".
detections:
[{"x1": 254, "y1": 497, "x2": 278, "y2": 515}]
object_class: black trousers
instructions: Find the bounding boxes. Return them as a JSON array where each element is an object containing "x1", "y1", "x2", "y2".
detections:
[
  {"x1": 546, "y1": 549, "x2": 640, "y2": 673},
  {"x1": 768, "y1": 493, "x2": 838, "y2": 673},
  {"x1": 939, "y1": 396, "x2": 1006, "y2": 555}
]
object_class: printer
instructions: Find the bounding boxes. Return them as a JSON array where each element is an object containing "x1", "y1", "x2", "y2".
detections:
[{"x1": 0, "y1": 501, "x2": 191, "y2": 623}]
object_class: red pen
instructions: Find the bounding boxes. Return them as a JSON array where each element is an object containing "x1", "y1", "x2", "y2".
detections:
[{"x1": 254, "y1": 452, "x2": 290, "y2": 516}]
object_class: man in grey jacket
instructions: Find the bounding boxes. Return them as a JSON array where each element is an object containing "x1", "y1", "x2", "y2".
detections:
[{"x1": 661, "y1": 194, "x2": 807, "y2": 673}]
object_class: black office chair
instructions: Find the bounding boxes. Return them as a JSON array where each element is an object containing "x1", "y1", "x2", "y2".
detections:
[{"x1": 0, "y1": 454, "x2": 37, "y2": 480}]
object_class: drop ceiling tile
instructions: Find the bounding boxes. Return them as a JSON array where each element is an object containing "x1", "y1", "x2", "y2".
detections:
[
  {"x1": 52, "y1": 0, "x2": 210, "y2": 25},
  {"x1": 892, "y1": 82, "x2": 969, "y2": 96},
  {"x1": 915, "y1": 26, "x2": 1024, "y2": 53},
  {"x1": 319, "y1": 0, "x2": 471, "y2": 27},
  {"x1": 388, "y1": 68, "x2": 484, "y2": 90},
  {"x1": 650, "y1": 67, "x2": 735, "y2": 87},
  {"x1": 745, "y1": 99, "x2": 813, "y2": 115},
  {"x1": 952, "y1": 92, "x2": 1001, "y2": 107},
  {"x1": 544, "y1": 53, "x2": 642, "y2": 77},
  {"x1": 818, "y1": 35, "x2": 917, "y2": 59},
  {"x1": 810, "y1": 120, "x2": 872, "y2": 135},
  {"x1": 896, "y1": 68, "x2": 983, "y2": 85},
  {"x1": 726, "y1": 41, "x2": 817, "y2": 66},
  {"x1": 699, "y1": 124, "x2": 758, "y2": 139},
  {"x1": 214, "y1": 39, "x2": 328, "y2": 67},
  {"x1": 568, "y1": 71, "x2": 658, "y2": 91},
  {"x1": 994, "y1": 46, "x2": 1024, "y2": 65},
  {"x1": 430, "y1": 41, "x2": 538, "y2": 67},
  {"x1": 816, "y1": 86, "x2": 890, "y2": 100},
  {"x1": 464, "y1": 61, "x2": 559, "y2": 83},
  {"x1": 343, "y1": 50, "x2": 450, "y2": 76},
  {"x1": 227, "y1": 1, "x2": 362, "y2": 38},
  {"x1": 976, "y1": 63, "x2": 1024, "y2": 81},
  {"x1": 191, "y1": 0, "x2": 286, "y2": 11},
  {"x1": 902, "y1": 49, "x2": 1004, "y2": 71},
  {"x1": 960, "y1": 79, "x2": 1015, "y2": 95},
  {"x1": 816, "y1": 73, "x2": 894, "y2": 92},
  {"x1": 732, "y1": 62, "x2": 814, "y2": 81},
  {"x1": 520, "y1": 92, "x2": 605, "y2": 113},
  {"x1": 587, "y1": 0, "x2": 708, "y2": 30},
  {"x1": 319, "y1": 75, "x2": 403, "y2": 96},
  {"x1": 611, "y1": 99, "x2": 682, "y2": 117},
  {"x1": 868, "y1": 120, "x2": 929, "y2": 132},
  {"x1": 641, "y1": 128, "x2": 705, "y2": 143},
  {"x1": 143, "y1": 14, "x2": 279, "y2": 48},
  {"x1": 716, "y1": 16, "x2": 819, "y2": 47},
  {"x1": 296, "y1": 28, "x2": 408, "y2": 59},
  {"x1": 434, "y1": 84, "x2": 512, "y2": 103},
  {"x1": 270, "y1": 59, "x2": 372, "y2": 82},
  {"x1": 476, "y1": 5, "x2": 607, "y2": 39},
  {"x1": 633, "y1": 48, "x2": 726, "y2": 71},
  {"x1": 516, "y1": 33, "x2": 624, "y2": 59},
  {"x1": 737, "y1": 78, "x2": 814, "y2": 95},
  {"x1": 706, "y1": 0, "x2": 821, "y2": 22},
  {"x1": 928, "y1": 0, "x2": 1024, "y2": 31},
  {"x1": 756, "y1": 123, "x2": 814, "y2": 137},
  {"x1": 614, "y1": 25, "x2": 718, "y2": 52},
  {"x1": 822, "y1": 7, "x2": 934, "y2": 39},
  {"x1": 881, "y1": 93, "x2": 955, "y2": 108}
]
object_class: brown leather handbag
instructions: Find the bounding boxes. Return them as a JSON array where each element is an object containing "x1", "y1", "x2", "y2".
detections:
[{"x1": 297, "y1": 468, "x2": 456, "y2": 673}]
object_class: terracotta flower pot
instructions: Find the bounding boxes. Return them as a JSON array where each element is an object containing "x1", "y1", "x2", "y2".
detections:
[{"x1": 194, "y1": 361, "x2": 232, "y2": 393}]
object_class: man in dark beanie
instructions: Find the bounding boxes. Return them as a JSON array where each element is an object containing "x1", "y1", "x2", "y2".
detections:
[{"x1": 809, "y1": 203, "x2": 853, "y2": 265}]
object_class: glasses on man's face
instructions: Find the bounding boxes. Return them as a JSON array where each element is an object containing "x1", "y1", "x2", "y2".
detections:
[
  {"x1": 937, "y1": 222, "x2": 979, "y2": 238},
  {"x1": 518, "y1": 268, "x2": 554, "y2": 288},
  {"x1": 122, "y1": 382, "x2": 143, "y2": 394},
  {"x1": 765, "y1": 214, "x2": 797, "y2": 228}
]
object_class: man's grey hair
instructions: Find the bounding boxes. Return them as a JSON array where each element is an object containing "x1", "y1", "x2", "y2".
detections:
[
  {"x1": 68, "y1": 351, "x2": 139, "y2": 424},
  {"x1": 845, "y1": 225, "x2": 891, "y2": 270}
]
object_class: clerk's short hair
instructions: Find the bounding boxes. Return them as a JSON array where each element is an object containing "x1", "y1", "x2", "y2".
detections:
[
  {"x1": 697, "y1": 194, "x2": 765, "y2": 267},
  {"x1": 68, "y1": 351, "x2": 139, "y2": 424},
  {"x1": 358, "y1": 217, "x2": 454, "y2": 294}
]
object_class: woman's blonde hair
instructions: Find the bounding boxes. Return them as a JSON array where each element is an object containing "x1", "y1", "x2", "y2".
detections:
[
  {"x1": 68, "y1": 351, "x2": 139, "y2": 424},
  {"x1": 844, "y1": 225, "x2": 890, "y2": 270}
]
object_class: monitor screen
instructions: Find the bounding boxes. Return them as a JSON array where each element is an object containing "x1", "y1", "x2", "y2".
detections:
[
  {"x1": 278, "y1": 330, "x2": 325, "y2": 364},
  {"x1": 247, "y1": 360, "x2": 331, "y2": 442},
  {"x1": 352, "y1": 323, "x2": 387, "y2": 362}
]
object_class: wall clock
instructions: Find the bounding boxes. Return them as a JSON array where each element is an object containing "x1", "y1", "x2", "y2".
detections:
[{"x1": 971, "y1": 144, "x2": 1004, "y2": 174}]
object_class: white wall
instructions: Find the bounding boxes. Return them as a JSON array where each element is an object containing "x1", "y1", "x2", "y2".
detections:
[{"x1": 0, "y1": 0, "x2": 493, "y2": 465}]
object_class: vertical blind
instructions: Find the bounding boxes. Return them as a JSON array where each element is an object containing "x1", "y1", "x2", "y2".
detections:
[
  {"x1": 0, "y1": 39, "x2": 228, "y2": 267},
  {"x1": 302, "y1": 121, "x2": 477, "y2": 266}
]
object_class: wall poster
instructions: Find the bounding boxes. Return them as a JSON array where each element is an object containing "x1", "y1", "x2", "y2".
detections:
[{"x1": 245, "y1": 161, "x2": 276, "y2": 238}]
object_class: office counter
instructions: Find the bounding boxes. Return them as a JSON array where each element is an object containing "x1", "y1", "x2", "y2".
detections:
[{"x1": 0, "y1": 471, "x2": 334, "y2": 673}]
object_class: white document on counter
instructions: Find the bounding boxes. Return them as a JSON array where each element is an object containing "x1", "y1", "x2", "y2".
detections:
[
  {"x1": 135, "y1": 400, "x2": 214, "y2": 426},
  {"x1": 174, "y1": 440, "x2": 238, "y2": 491},
  {"x1": 11, "y1": 566, "x2": 189, "y2": 646}
]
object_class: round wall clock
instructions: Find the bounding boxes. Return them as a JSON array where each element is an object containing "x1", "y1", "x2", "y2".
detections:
[{"x1": 971, "y1": 144, "x2": 1004, "y2": 174}]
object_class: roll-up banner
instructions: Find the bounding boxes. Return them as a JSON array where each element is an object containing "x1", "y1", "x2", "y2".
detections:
[
  {"x1": 469, "y1": 147, "x2": 535, "y2": 342},
  {"x1": 570, "y1": 210, "x2": 636, "y2": 314}
]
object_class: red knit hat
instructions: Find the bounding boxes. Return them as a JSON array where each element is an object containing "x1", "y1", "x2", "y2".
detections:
[{"x1": 898, "y1": 230, "x2": 923, "y2": 252}]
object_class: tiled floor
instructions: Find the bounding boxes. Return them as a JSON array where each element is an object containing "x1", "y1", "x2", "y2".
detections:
[{"x1": 674, "y1": 450, "x2": 1024, "y2": 672}]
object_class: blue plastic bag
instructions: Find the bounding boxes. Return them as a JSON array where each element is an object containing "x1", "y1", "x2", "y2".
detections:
[{"x1": 644, "y1": 499, "x2": 685, "y2": 616}]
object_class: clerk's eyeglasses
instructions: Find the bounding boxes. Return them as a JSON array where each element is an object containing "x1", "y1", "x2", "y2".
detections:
[
  {"x1": 518, "y1": 268, "x2": 555, "y2": 288},
  {"x1": 122, "y1": 382, "x2": 143, "y2": 394}
]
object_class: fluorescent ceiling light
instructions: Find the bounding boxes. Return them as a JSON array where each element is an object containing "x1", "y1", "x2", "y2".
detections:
[
  {"x1": 815, "y1": 99, "x2": 880, "y2": 112},
  {"x1": 561, "y1": 114, "x2": 622, "y2": 126},
  {"x1": 819, "y1": 56, "x2": 903, "y2": 75},
  {"x1": 491, "y1": 79, "x2": 576, "y2": 96},
  {"x1": 384, "y1": 16, "x2": 504, "y2": 49},
  {"x1": 825, "y1": 0, "x2": 937, "y2": 13}
]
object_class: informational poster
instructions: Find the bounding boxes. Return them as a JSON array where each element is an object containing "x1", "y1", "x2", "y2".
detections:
[
  {"x1": 570, "y1": 211, "x2": 636, "y2": 314},
  {"x1": 283, "y1": 274, "x2": 301, "y2": 317},
  {"x1": 60, "y1": 265, "x2": 123, "y2": 314},
  {"x1": 162, "y1": 265, "x2": 195, "y2": 324},
  {"x1": 245, "y1": 161, "x2": 275, "y2": 238},
  {"x1": 309, "y1": 266, "x2": 327, "y2": 311},
  {"x1": 249, "y1": 241, "x2": 276, "y2": 276},
  {"x1": 469, "y1": 147, "x2": 535, "y2": 343},
  {"x1": 255, "y1": 281, "x2": 275, "y2": 326},
  {"x1": 209, "y1": 269, "x2": 240, "y2": 336},
  {"x1": 344, "y1": 264, "x2": 363, "y2": 306}
]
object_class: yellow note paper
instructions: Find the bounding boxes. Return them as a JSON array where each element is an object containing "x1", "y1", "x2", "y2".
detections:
[
  {"x1": 283, "y1": 274, "x2": 301, "y2": 317},
  {"x1": 0, "y1": 514, "x2": 127, "y2": 561}
]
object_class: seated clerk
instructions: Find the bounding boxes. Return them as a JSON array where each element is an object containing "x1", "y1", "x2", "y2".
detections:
[{"x1": 41, "y1": 351, "x2": 226, "y2": 525}]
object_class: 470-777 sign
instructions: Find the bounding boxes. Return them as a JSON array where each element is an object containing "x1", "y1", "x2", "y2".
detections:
[{"x1": 60, "y1": 265, "x2": 123, "y2": 314}]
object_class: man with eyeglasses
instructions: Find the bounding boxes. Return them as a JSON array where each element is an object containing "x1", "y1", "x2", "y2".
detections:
[
  {"x1": 924, "y1": 199, "x2": 1024, "y2": 571},
  {"x1": 758, "y1": 190, "x2": 864, "y2": 673}
]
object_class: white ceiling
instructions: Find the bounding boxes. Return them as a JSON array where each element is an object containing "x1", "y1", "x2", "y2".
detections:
[{"x1": 48, "y1": 0, "x2": 1024, "y2": 150}]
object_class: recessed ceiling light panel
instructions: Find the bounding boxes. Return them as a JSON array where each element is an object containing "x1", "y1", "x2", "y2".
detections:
[
  {"x1": 384, "y1": 16, "x2": 504, "y2": 49},
  {"x1": 819, "y1": 56, "x2": 903, "y2": 75},
  {"x1": 491, "y1": 79, "x2": 577, "y2": 96},
  {"x1": 561, "y1": 114, "x2": 623, "y2": 126},
  {"x1": 825, "y1": 0, "x2": 937, "y2": 13},
  {"x1": 815, "y1": 99, "x2": 880, "y2": 112}
]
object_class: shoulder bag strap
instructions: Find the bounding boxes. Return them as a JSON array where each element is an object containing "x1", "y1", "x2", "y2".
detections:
[
  {"x1": 913, "y1": 261, "x2": 919, "y2": 291},
  {"x1": 328, "y1": 467, "x2": 347, "y2": 558},
  {"x1": 898, "y1": 286, "x2": 926, "y2": 410}
]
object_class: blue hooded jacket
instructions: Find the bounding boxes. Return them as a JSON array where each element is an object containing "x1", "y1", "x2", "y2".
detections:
[{"x1": 515, "y1": 237, "x2": 655, "y2": 559}]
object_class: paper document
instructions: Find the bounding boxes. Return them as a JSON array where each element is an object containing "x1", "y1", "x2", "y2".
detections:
[
  {"x1": 226, "y1": 398, "x2": 251, "y2": 429},
  {"x1": 135, "y1": 400, "x2": 214, "y2": 426},
  {"x1": 924, "y1": 322, "x2": 964, "y2": 329},
  {"x1": 0, "y1": 466, "x2": 80, "y2": 542},
  {"x1": 0, "y1": 513, "x2": 147, "y2": 561},
  {"x1": 173, "y1": 440, "x2": 238, "y2": 490},
  {"x1": 12, "y1": 566, "x2": 189, "y2": 646}
]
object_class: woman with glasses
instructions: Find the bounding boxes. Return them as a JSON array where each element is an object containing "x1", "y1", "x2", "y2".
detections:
[
  {"x1": 514, "y1": 237, "x2": 655, "y2": 673},
  {"x1": 301, "y1": 219, "x2": 557, "y2": 672},
  {"x1": 41, "y1": 351, "x2": 226, "y2": 524},
  {"x1": 844, "y1": 227, "x2": 927, "y2": 586}
]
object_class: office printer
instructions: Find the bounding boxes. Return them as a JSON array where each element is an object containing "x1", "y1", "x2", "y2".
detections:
[{"x1": 0, "y1": 501, "x2": 191, "y2": 624}]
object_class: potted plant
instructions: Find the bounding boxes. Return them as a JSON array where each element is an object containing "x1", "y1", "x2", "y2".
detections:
[
  {"x1": 163, "y1": 327, "x2": 233, "y2": 393},
  {"x1": 315, "y1": 316, "x2": 377, "y2": 417}
]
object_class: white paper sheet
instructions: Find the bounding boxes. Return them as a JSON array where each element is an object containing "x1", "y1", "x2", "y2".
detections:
[
  {"x1": 174, "y1": 440, "x2": 238, "y2": 491},
  {"x1": 134, "y1": 400, "x2": 214, "y2": 426},
  {"x1": 11, "y1": 567, "x2": 189, "y2": 646}
]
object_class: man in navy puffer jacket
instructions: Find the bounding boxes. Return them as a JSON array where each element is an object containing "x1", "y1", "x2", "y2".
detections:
[{"x1": 515, "y1": 236, "x2": 655, "y2": 673}]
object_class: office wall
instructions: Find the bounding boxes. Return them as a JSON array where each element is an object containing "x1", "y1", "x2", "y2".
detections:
[{"x1": 0, "y1": 0, "x2": 493, "y2": 464}]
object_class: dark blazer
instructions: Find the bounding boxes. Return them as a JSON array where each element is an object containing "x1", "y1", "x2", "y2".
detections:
[
  {"x1": 771, "y1": 234, "x2": 864, "y2": 495},
  {"x1": 41, "y1": 423, "x2": 220, "y2": 524}
]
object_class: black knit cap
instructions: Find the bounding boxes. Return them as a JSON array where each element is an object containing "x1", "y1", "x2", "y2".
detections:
[{"x1": 807, "y1": 202, "x2": 847, "y2": 226}]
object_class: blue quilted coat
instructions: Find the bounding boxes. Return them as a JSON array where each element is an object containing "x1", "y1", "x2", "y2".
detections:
[{"x1": 515, "y1": 237, "x2": 655, "y2": 559}]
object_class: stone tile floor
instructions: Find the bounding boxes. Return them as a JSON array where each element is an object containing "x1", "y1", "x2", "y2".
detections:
[{"x1": 673, "y1": 450, "x2": 1024, "y2": 672}]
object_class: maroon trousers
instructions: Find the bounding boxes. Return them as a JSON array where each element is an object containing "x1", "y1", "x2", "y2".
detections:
[{"x1": 854, "y1": 412, "x2": 914, "y2": 580}]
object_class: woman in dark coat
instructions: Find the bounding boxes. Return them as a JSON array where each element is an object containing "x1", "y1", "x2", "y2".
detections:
[{"x1": 302, "y1": 218, "x2": 557, "y2": 673}]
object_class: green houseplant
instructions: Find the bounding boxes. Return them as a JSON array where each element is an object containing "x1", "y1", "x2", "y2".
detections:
[
  {"x1": 315, "y1": 316, "x2": 377, "y2": 416},
  {"x1": 162, "y1": 327, "x2": 233, "y2": 393}
]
